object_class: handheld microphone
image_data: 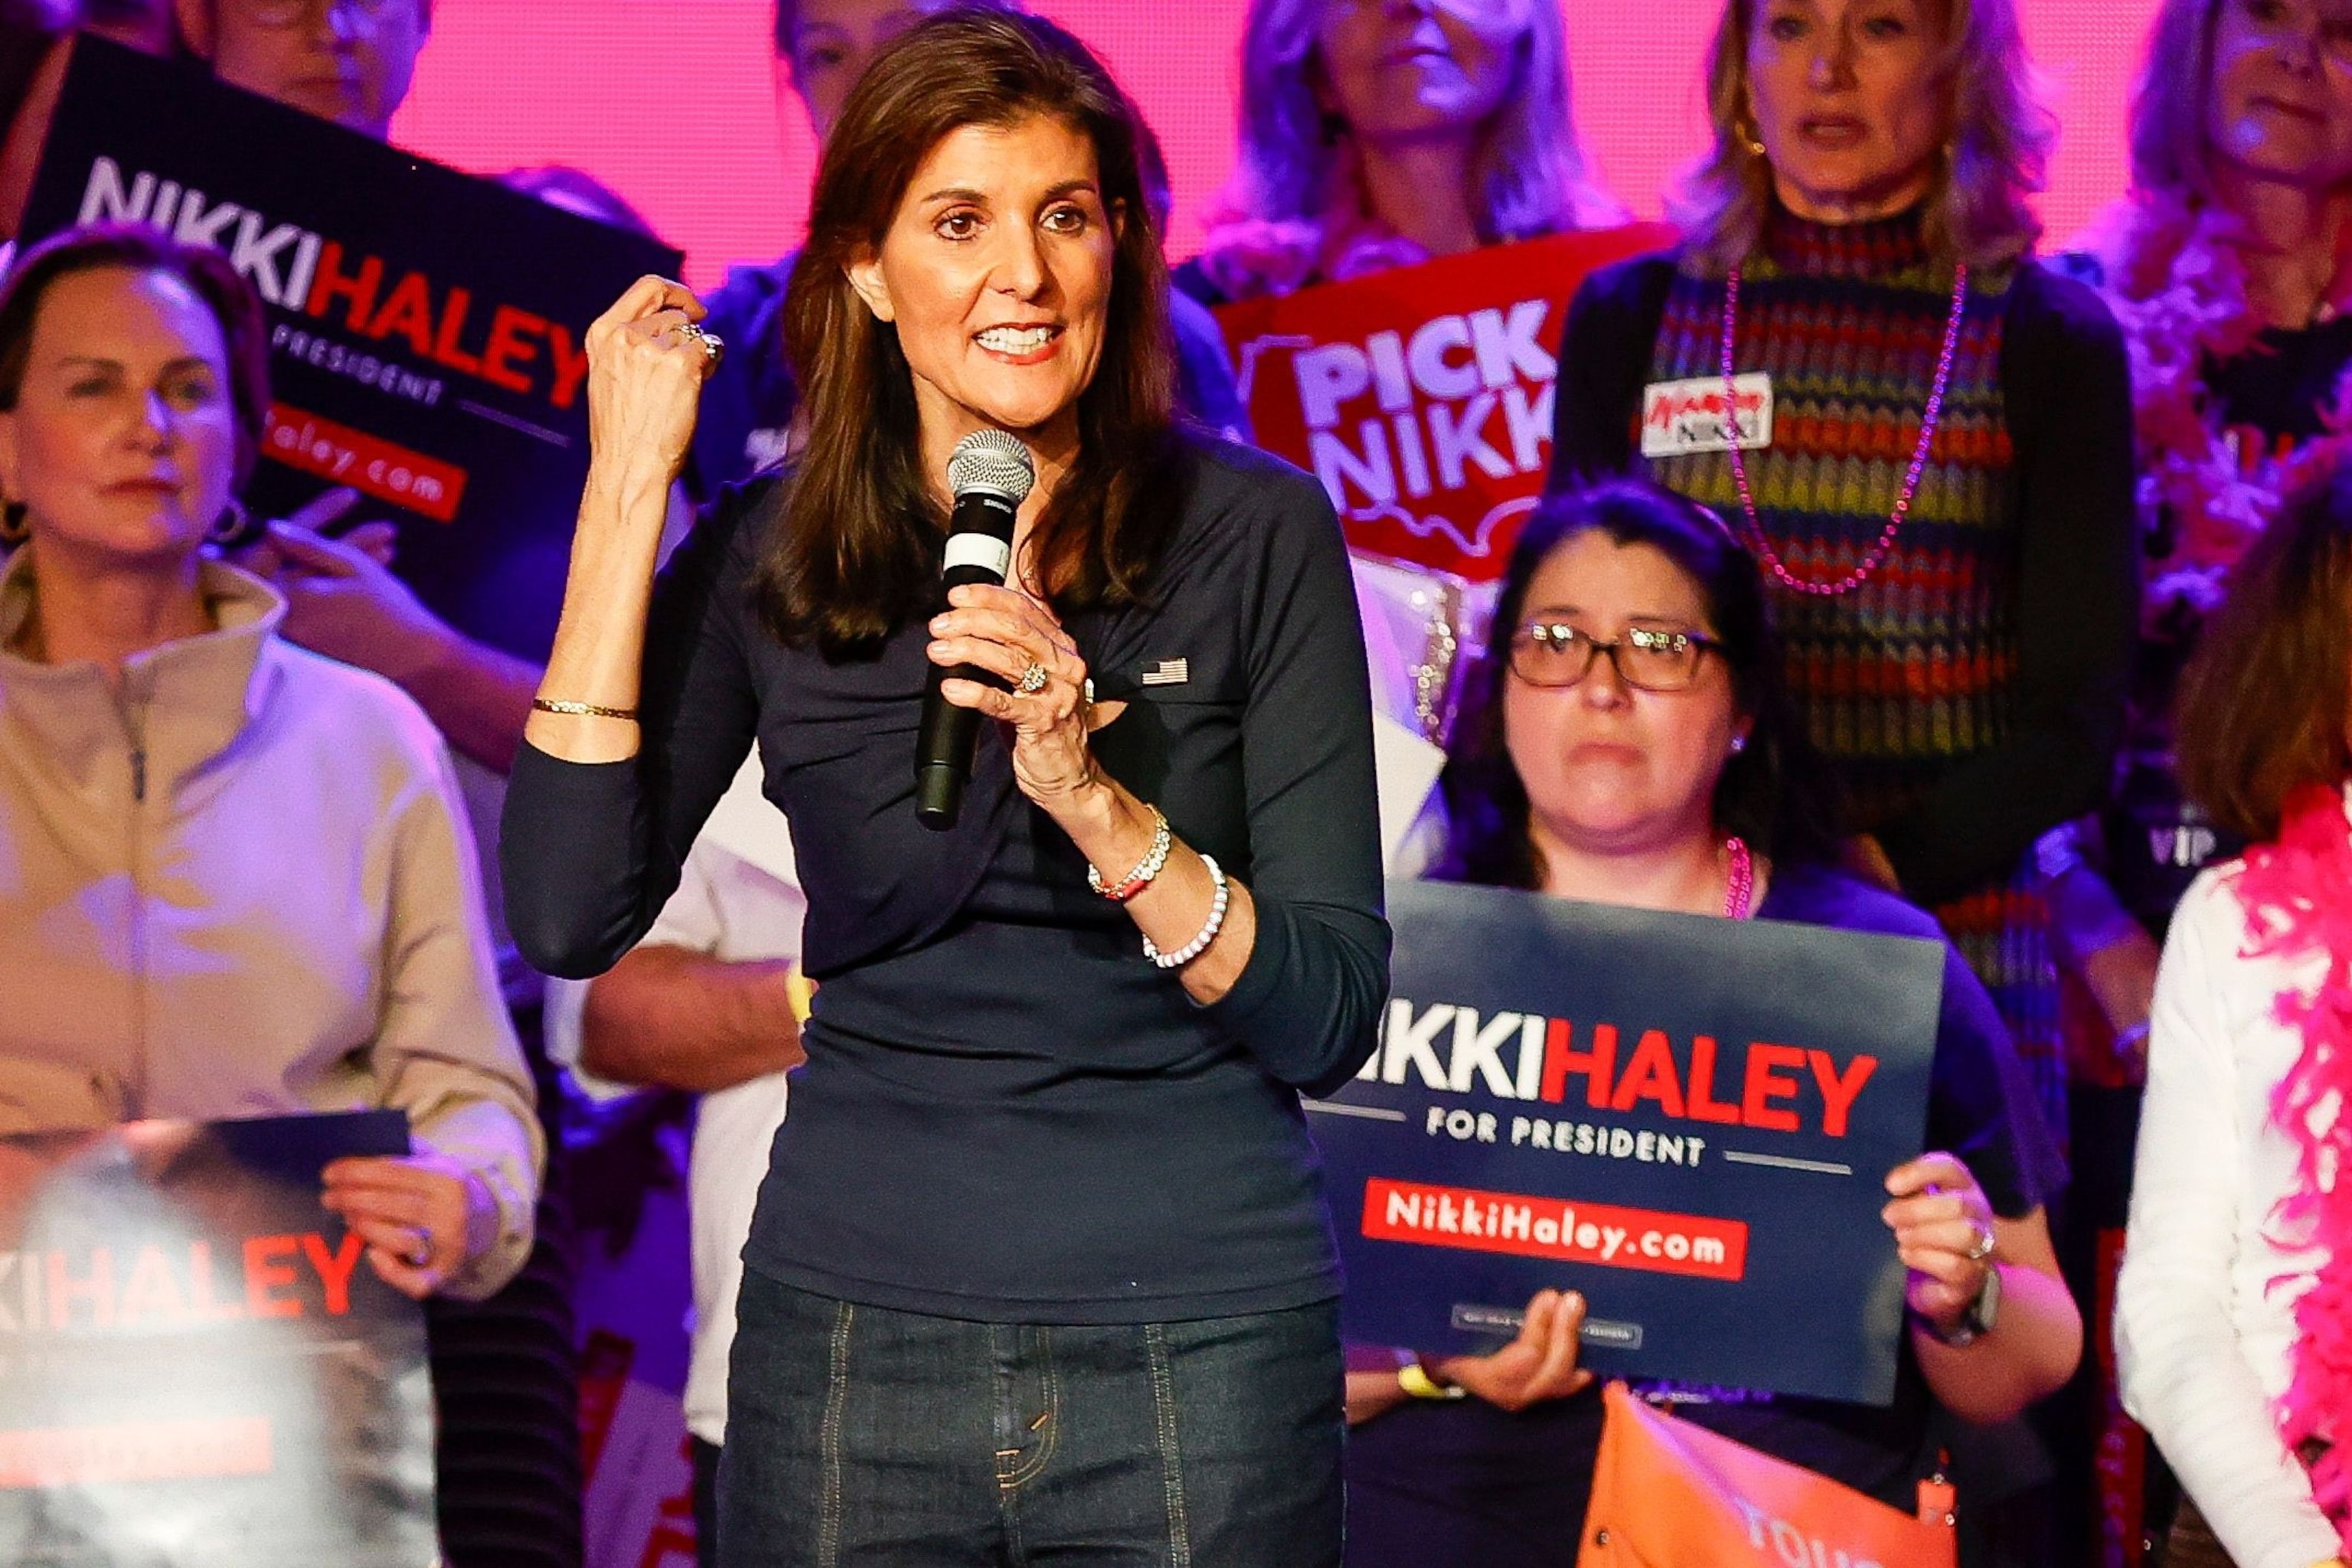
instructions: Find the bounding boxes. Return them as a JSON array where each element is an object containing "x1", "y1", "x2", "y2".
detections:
[{"x1": 915, "y1": 428, "x2": 1037, "y2": 830}]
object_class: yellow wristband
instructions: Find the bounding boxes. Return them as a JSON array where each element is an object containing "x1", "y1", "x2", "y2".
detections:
[{"x1": 1397, "y1": 1360, "x2": 1465, "y2": 1400}]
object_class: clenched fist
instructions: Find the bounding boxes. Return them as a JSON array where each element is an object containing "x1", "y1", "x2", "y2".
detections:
[{"x1": 583, "y1": 275, "x2": 722, "y2": 501}]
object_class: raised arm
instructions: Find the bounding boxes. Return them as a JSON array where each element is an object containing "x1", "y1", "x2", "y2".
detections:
[{"x1": 499, "y1": 279, "x2": 756, "y2": 977}]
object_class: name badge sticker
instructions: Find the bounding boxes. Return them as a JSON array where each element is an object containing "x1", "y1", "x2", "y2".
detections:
[{"x1": 1640, "y1": 373, "x2": 1774, "y2": 459}]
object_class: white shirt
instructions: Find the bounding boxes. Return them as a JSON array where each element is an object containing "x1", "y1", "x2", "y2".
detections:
[
  {"x1": 545, "y1": 758, "x2": 803, "y2": 1447},
  {"x1": 2116, "y1": 799, "x2": 2345, "y2": 1568}
]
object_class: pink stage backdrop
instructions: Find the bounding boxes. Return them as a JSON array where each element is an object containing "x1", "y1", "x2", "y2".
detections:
[{"x1": 394, "y1": 1, "x2": 2159, "y2": 292}]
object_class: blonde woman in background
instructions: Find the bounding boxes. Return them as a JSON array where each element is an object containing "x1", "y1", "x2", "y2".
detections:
[{"x1": 1179, "y1": 0, "x2": 1623, "y2": 302}]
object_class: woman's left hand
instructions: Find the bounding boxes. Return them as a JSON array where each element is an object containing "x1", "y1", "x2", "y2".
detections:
[
  {"x1": 1883, "y1": 1152, "x2": 1999, "y2": 1337},
  {"x1": 322, "y1": 1149, "x2": 495, "y2": 1301},
  {"x1": 928, "y1": 583, "x2": 1109, "y2": 808}
]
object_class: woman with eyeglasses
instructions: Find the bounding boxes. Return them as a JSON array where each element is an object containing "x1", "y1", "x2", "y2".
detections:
[{"x1": 1341, "y1": 480, "x2": 2079, "y2": 1568}]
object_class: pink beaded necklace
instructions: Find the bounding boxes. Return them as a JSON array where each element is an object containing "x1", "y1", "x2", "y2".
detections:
[
  {"x1": 1723, "y1": 835, "x2": 1755, "y2": 921},
  {"x1": 1717, "y1": 262, "x2": 1969, "y2": 598}
]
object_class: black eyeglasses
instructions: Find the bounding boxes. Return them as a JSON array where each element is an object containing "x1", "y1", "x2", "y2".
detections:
[{"x1": 1507, "y1": 621, "x2": 1723, "y2": 693}]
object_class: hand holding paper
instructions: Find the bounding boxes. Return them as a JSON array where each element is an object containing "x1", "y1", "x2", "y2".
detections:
[
  {"x1": 1881, "y1": 1151, "x2": 1998, "y2": 1336},
  {"x1": 322, "y1": 1147, "x2": 497, "y2": 1301}
]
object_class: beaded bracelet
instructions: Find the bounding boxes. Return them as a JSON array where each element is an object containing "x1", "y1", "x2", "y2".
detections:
[
  {"x1": 1144, "y1": 853, "x2": 1228, "y2": 969},
  {"x1": 1087, "y1": 805, "x2": 1171, "y2": 902}
]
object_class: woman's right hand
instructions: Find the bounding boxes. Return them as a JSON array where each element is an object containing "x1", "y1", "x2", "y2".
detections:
[
  {"x1": 1429, "y1": 1287, "x2": 1596, "y2": 1412},
  {"x1": 583, "y1": 276, "x2": 720, "y2": 501}
]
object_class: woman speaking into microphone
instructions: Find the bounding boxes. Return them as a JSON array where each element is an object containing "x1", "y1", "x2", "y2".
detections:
[{"x1": 500, "y1": 11, "x2": 1389, "y2": 1566}]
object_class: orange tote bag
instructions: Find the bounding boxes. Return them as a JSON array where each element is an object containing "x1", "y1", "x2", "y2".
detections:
[{"x1": 1577, "y1": 1383, "x2": 1958, "y2": 1568}]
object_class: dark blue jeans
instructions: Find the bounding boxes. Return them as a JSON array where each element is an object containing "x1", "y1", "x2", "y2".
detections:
[{"x1": 717, "y1": 1269, "x2": 1343, "y2": 1567}]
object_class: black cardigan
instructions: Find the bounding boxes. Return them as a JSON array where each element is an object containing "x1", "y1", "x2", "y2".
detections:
[
  {"x1": 1549, "y1": 253, "x2": 2138, "y2": 905},
  {"x1": 501, "y1": 437, "x2": 1391, "y2": 1322}
]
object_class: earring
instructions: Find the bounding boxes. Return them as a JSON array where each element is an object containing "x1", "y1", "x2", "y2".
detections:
[
  {"x1": 1730, "y1": 735, "x2": 1749, "y2": 756},
  {"x1": 207, "y1": 497, "x2": 258, "y2": 549}
]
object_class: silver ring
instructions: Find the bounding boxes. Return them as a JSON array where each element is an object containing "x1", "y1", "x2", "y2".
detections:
[
  {"x1": 675, "y1": 320, "x2": 724, "y2": 366},
  {"x1": 1015, "y1": 662, "x2": 1050, "y2": 695},
  {"x1": 405, "y1": 1229, "x2": 433, "y2": 1268},
  {"x1": 1965, "y1": 1225, "x2": 1995, "y2": 1262}
]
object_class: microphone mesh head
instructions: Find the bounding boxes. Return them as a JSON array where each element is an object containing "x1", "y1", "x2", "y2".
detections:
[{"x1": 946, "y1": 429, "x2": 1036, "y2": 505}]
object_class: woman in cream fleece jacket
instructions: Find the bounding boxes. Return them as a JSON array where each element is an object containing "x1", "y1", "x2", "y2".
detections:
[{"x1": 0, "y1": 224, "x2": 540, "y2": 1303}]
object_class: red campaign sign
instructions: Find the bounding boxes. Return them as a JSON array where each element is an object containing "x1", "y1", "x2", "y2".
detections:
[
  {"x1": 1214, "y1": 224, "x2": 1675, "y2": 580},
  {"x1": 264, "y1": 403, "x2": 469, "y2": 522},
  {"x1": 0, "y1": 1416, "x2": 273, "y2": 1488},
  {"x1": 1361, "y1": 1177, "x2": 1748, "y2": 1281}
]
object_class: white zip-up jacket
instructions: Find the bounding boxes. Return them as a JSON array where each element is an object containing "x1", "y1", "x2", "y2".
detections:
[{"x1": 0, "y1": 552, "x2": 539, "y2": 1299}]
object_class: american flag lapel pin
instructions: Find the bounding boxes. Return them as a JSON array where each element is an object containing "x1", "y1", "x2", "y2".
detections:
[{"x1": 1140, "y1": 658, "x2": 1190, "y2": 687}]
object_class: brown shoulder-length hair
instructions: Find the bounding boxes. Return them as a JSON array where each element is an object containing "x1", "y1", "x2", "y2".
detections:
[
  {"x1": 2176, "y1": 465, "x2": 2352, "y2": 844},
  {"x1": 0, "y1": 223, "x2": 270, "y2": 485},
  {"x1": 1672, "y1": 0, "x2": 2053, "y2": 275},
  {"x1": 759, "y1": 8, "x2": 1183, "y2": 652},
  {"x1": 1432, "y1": 479, "x2": 1843, "y2": 890}
]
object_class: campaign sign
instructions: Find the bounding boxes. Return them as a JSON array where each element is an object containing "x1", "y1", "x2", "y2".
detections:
[
  {"x1": 0, "y1": 1111, "x2": 433, "y2": 1566},
  {"x1": 1212, "y1": 224, "x2": 1674, "y2": 580},
  {"x1": 1314, "y1": 880, "x2": 1944, "y2": 1405},
  {"x1": 22, "y1": 40, "x2": 682, "y2": 661}
]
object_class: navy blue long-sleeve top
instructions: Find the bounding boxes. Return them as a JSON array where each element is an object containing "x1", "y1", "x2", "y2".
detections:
[{"x1": 502, "y1": 436, "x2": 1392, "y2": 1321}]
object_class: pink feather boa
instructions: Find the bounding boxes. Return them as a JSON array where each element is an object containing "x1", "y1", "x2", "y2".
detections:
[
  {"x1": 2226, "y1": 782, "x2": 2352, "y2": 1551},
  {"x1": 2081, "y1": 194, "x2": 2352, "y2": 633}
]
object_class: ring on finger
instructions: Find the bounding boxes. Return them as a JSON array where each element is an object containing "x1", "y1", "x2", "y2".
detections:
[
  {"x1": 674, "y1": 320, "x2": 724, "y2": 366},
  {"x1": 1964, "y1": 1224, "x2": 1995, "y2": 1262},
  {"x1": 1015, "y1": 661, "x2": 1050, "y2": 695},
  {"x1": 405, "y1": 1228, "x2": 433, "y2": 1268}
]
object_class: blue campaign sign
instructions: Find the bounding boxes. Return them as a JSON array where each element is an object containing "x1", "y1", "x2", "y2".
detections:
[
  {"x1": 1315, "y1": 879, "x2": 1945, "y2": 1406},
  {"x1": 22, "y1": 41, "x2": 683, "y2": 663}
]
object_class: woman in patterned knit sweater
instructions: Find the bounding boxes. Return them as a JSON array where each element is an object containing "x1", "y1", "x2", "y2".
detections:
[{"x1": 1550, "y1": 0, "x2": 2138, "y2": 1142}]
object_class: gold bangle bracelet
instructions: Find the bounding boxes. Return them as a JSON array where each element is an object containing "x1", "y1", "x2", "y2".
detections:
[{"x1": 531, "y1": 698, "x2": 639, "y2": 721}]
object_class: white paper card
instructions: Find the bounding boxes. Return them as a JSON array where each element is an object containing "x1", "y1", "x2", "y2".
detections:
[{"x1": 1639, "y1": 372, "x2": 1774, "y2": 458}]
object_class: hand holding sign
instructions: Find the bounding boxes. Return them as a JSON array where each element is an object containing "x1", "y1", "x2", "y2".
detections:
[
  {"x1": 321, "y1": 1147, "x2": 497, "y2": 1301},
  {"x1": 1318, "y1": 880, "x2": 1949, "y2": 1402},
  {"x1": 1882, "y1": 1152, "x2": 1998, "y2": 1337},
  {"x1": 255, "y1": 516, "x2": 449, "y2": 681},
  {"x1": 1430, "y1": 1286, "x2": 1598, "y2": 1412},
  {"x1": 585, "y1": 276, "x2": 719, "y2": 503}
]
